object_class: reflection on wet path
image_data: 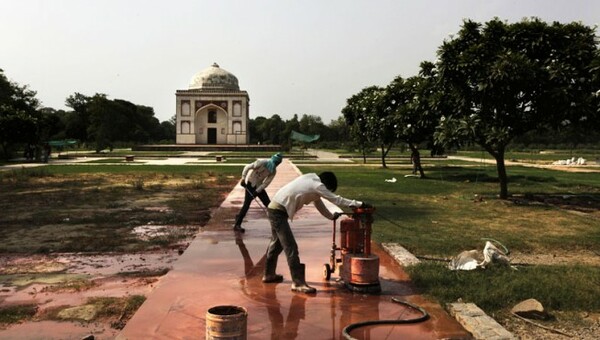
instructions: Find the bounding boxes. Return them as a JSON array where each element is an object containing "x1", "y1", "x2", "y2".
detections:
[{"x1": 118, "y1": 161, "x2": 470, "y2": 339}]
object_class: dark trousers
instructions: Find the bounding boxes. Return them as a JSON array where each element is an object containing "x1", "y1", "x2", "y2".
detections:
[
  {"x1": 266, "y1": 208, "x2": 301, "y2": 279},
  {"x1": 235, "y1": 185, "x2": 270, "y2": 226}
]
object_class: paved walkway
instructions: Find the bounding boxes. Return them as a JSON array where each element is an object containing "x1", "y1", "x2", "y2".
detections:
[
  {"x1": 117, "y1": 160, "x2": 470, "y2": 340},
  {"x1": 306, "y1": 149, "x2": 352, "y2": 163}
]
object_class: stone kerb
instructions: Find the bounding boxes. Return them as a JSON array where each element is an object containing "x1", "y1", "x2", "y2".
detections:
[{"x1": 448, "y1": 303, "x2": 517, "y2": 340}]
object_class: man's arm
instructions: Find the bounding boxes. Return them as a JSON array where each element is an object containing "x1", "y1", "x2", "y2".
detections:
[
  {"x1": 316, "y1": 183, "x2": 362, "y2": 209},
  {"x1": 313, "y1": 199, "x2": 335, "y2": 220},
  {"x1": 256, "y1": 170, "x2": 275, "y2": 193}
]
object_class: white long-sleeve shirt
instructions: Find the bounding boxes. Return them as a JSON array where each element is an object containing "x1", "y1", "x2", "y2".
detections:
[
  {"x1": 271, "y1": 173, "x2": 362, "y2": 220},
  {"x1": 242, "y1": 159, "x2": 276, "y2": 193}
]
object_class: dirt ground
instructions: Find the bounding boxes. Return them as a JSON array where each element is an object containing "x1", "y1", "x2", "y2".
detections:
[{"x1": 0, "y1": 170, "x2": 238, "y2": 339}]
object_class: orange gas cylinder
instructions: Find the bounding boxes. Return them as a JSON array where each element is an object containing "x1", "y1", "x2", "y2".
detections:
[{"x1": 340, "y1": 218, "x2": 364, "y2": 254}]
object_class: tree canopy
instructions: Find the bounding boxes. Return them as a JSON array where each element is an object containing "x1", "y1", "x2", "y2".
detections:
[
  {"x1": 342, "y1": 86, "x2": 384, "y2": 164},
  {"x1": 434, "y1": 18, "x2": 599, "y2": 198},
  {"x1": 0, "y1": 69, "x2": 41, "y2": 159}
]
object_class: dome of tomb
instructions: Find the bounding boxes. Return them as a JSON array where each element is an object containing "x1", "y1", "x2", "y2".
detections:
[{"x1": 189, "y1": 63, "x2": 239, "y2": 90}]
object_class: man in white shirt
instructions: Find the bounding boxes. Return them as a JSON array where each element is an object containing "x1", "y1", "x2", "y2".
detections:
[
  {"x1": 264, "y1": 171, "x2": 370, "y2": 294},
  {"x1": 234, "y1": 153, "x2": 283, "y2": 233}
]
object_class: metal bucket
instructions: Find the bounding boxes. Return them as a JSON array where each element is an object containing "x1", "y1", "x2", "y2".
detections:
[{"x1": 206, "y1": 305, "x2": 247, "y2": 340}]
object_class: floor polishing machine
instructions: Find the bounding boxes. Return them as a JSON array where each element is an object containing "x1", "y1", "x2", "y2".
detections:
[{"x1": 323, "y1": 206, "x2": 381, "y2": 294}]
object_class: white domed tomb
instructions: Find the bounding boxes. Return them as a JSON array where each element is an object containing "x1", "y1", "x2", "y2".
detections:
[{"x1": 176, "y1": 63, "x2": 249, "y2": 145}]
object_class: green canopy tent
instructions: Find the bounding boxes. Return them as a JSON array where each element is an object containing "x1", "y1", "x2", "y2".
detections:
[
  {"x1": 47, "y1": 139, "x2": 77, "y2": 155},
  {"x1": 290, "y1": 130, "x2": 320, "y2": 143},
  {"x1": 290, "y1": 131, "x2": 320, "y2": 159},
  {"x1": 47, "y1": 140, "x2": 77, "y2": 147}
]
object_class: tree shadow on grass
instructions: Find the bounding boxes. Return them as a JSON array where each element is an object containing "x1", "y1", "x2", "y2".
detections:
[
  {"x1": 428, "y1": 166, "x2": 560, "y2": 184},
  {"x1": 509, "y1": 192, "x2": 600, "y2": 212},
  {"x1": 427, "y1": 166, "x2": 498, "y2": 183},
  {"x1": 375, "y1": 204, "x2": 435, "y2": 225}
]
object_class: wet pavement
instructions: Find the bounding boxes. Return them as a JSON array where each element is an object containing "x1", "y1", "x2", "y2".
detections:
[{"x1": 117, "y1": 160, "x2": 470, "y2": 340}]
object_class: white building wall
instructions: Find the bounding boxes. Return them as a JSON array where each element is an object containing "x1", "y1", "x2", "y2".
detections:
[{"x1": 175, "y1": 92, "x2": 249, "y2": 144}]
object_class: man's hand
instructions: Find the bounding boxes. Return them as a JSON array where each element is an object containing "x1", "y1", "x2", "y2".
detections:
[
  {"x1": 333, "y1": 212, "x2": 343, "y2": 220},
  {"x1": 360, "y1": 201, "x2": 373, "y2": 209}
]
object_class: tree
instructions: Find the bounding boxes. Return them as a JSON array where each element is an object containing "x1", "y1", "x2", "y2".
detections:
[
  {"x1": 248, "y1": 116, "x2": 266, "y2": 144},
  {"x1": 87, "y1": 94, "x2": 119, "y2": 152},
  {"x1": 0, "y1": 69, "x2": 40, "y2": 159},
  {"x1": 263, "y1": 114, "x2": 286, "y2": 145},
  {"x1": 435, "y1": 18, "x2": 599, "y2": 198},
  {"x1": 157, "y1": 115, "x2": 176, "y2": 142},
  {"x1": 385, "y1": 62, "x2": 445, "y2": 177},
  {"x1": 342, "y1": 86, "x2": 384, "y2": 164},
  {"x1": 299, "y1": 114, "x2": 327, "y2": 137},
  {"x1": 38, "y1": 107, "x2": 65, "y2": 142},
  {"x1": 249, "y1": 115, "x2": 287, "y2": 145},
  {"x1": 327, "y1": 115, "x2": 350, "y2": 143},
  {"x1": 282, "y1": 114, "x2": 300, "y2": 149},
  {"x1": 64, "y1": 93, "x2": 91, "y2": 142}
]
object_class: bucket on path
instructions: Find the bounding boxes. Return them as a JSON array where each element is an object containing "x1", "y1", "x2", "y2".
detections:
[{"x1": 206, "y1": 305, "x2": 247, "y2": 340}]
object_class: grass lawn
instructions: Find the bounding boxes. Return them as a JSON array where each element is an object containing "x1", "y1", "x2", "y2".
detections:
[{"x1": 299, "y1": 164, "x2": 600, "y2": 319}]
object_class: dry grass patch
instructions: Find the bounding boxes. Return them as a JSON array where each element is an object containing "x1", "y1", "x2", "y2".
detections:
[{"x1": 0, "y1": 169, "x2": 239, "y2": 253}]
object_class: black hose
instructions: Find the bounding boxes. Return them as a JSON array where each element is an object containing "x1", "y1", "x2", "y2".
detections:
[{"x1": 342, "y1": 297, "x2": 429, "y2": 340}]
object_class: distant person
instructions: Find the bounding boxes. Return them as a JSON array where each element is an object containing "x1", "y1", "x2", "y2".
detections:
[
  {"x1": 24, "y1": 144, "x2": 33, "y2": 161},
  {"x1": 234, "y1": 153, "x2": 283, "y2": 233},
  {"x1": 411, "y1": 147, "x2": 424, "y2": 178},
  {"x1": 263, "y1": 171, "x2": 370, "y2": 294}
]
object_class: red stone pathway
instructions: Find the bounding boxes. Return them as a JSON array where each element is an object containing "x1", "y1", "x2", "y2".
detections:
[{"x1": 118, "y1": 160, "x2": 470, "y2": 339}]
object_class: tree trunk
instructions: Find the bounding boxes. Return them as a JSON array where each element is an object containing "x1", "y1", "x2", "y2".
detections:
[
  {"x1": 380, "y1": 144, "x2": 387, "y2": 168},
  {"x1": 493, "y1": 150, "x2": 509, "y2": 199}
]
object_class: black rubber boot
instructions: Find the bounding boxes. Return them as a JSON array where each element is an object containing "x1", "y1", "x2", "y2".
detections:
[
  {"x1": 263, "y1": 256, "x2": 283, "y2": 283},
  {"x1": 291, "y1": 263, "x2": 316, "y2": 294}
]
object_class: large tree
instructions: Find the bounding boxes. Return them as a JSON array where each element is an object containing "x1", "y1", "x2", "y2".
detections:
[
  {"x1": 327, "y1": 115, "x2": 351, "y2": 143},
  {"x1": 298, "y1": 114, "x2": 327, "y2": 137},
  {"x1": 342, "y1": 86, "x2": 385, "y2": 164},
  {"x1": 384, "y1": 62, "x2": 444, "y2": 177},
  {"x1": 435, "y1": 18, "x2": 599, "y2": 198},
  {"x1": 64, "y1": 92, "x2": 91, "y2": 143},
  {"x1": 0, "y1": 69, "x2": 40, "y2": 159}
]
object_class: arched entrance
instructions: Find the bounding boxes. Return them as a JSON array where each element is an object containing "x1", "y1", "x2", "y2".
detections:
[{"x1": 195, "y1": 104, "x2": 228, "y2": 144}]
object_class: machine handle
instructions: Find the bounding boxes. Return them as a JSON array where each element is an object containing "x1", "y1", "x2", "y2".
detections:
[{"x1": 352, "y1": 206, "x2": 376, "y2": 214}]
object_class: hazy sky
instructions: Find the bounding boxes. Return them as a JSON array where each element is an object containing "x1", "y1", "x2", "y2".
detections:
[{"x1": 1, "y1": 0, "x2": 598, "y2": 124}]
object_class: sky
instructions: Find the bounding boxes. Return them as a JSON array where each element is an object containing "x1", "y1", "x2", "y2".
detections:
[{"x1": 1, "y1": 0, "x2": 598, "y2": 124}]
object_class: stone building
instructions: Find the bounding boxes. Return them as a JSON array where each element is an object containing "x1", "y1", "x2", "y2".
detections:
[{"x1": 175, "y1": 63, "x2": 249, "y2": 145}]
